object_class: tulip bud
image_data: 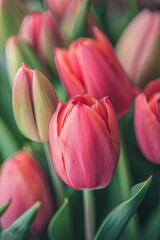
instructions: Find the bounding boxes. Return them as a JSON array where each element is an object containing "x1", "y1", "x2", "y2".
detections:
[
  {"x1": 0, "y1": 150, "x2": 54, "y2": 236},
  {"x1": 12, "y1": 64, "x2": 58, "y2": 142},
  {"x1": 19, "y1": 10, "x2": 65, "y2": 74},
  {"x1": 45, "y1": 0, "x2": 81, "y2": 23},
  {"x1": 116, "y1": 10, "x2": 160, "y2": 88},
  {"x1": 6, "y1": 35, "x2": 41, "y2": 86},
  {"x1": 136, "y1": 0, "x2": 160, "y2": 10},
  {"x1": 134, "y1": 79, "x2": 160, "y2": 164},
  {"x1": 49, "y1": 94, "x2": 120, "y2": 189},
  {"x1": 0, "y1": 0, "x2": 28, "y2": 45},
  {"x1": 55, "y1": 27, "x2": 133, "y2": 117},
  {"x1": 45, "y1": 0, "x2": 98, "y2": 40}
]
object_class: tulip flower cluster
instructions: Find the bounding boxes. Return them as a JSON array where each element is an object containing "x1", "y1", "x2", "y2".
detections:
[{"x1": 0, "y1": 1, "x2": 159, "y2": 240}]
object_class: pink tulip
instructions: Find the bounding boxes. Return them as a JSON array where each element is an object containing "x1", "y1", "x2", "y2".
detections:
[
  {"x1": 19, "y1": 10, "x2": 65, "y2": 71},
  {"x1": 0, "y1": 150, "x2": 54, "y2": 236},
  {"x1": 49, "y1": 94, "x2": 120, "y2": 189},
  {"x1": 116, "y1": 10, "x2": 160, "y2": 88},
  {"x1": 45, "y1": 0, "x2": 98, "y2": 40},
  {"x1": 134, "y1": 79, "x2": 160, "y2": 164},
  {"x1": 45, "y1": 0, "x2": 81, "y2": 23},
  {"x1": 55, "y1": 27, "x2": 133, "y2": 117}
]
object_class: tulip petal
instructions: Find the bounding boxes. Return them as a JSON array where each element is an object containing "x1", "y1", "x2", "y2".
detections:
[
  {"x1": 33, "y1": 70, "x2": 58, "y2": 141},
  {"x1": 58, "y1": 103, "x2": 117, "y2": 189},
  {"x1": 116, "y1": 10, "x2": 160, "y2": 85},
  {"x1": 54, "y1": 48, "x2": 86, "y2": 96},
  {"x1": 99, "y1": 97, "x2": 120, "y2": 155},
  {"x1": 49, "y1": 102, "x2": 70, "y2": 186},
  {"x1": 134, "y1": 93, "x2": 160, "y2": 163}
]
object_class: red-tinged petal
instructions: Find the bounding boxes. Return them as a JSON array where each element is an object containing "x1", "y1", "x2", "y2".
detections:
[
  {"x1": 58, "y1": 103, "x2": 117, "y2": 189},
  {"x1": 134, "y1": 93, "x2": 160, "y2": 163},
  {"x1": 148, "y1": 93, "x2": 160, "y2": 122},
  {"x1": 49, "y1": 102, "x2": 70, "y2": 186},
  {"x1": 54, "y1": 48, "x2": 86, "y2": 96},
  {"x1": 99, "y1": 97, "x2": 120, "y2": 156},
  {"x1": 67, "y1": 41, "x2": 84, "y2": 85},
  {"x1": 13, "y1": 67, "x2": 40, "y2": 141},
  {"x1": 32, "y1": 70, "x2": 58, "y2": 141},
  {"x1": 144, "y1": 78, "x2": 160, "y2": 100},
  {"x1": 68, "y1": 94, "x2": 97, "y2": 107}
]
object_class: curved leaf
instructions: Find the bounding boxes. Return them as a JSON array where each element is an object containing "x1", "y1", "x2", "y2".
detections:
[
  {"x1": 0, "y1": 202, "x2": 40, "y2": 240},
  {"x1": 48, "y1": 198, "x2": 74, "y2": 240},
  {"x1": 94, "y1": 176, "x2": 152, "y2": 240}
]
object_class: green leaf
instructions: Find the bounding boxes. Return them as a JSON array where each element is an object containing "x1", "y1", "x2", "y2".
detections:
[
  {"x1": 0, "y1": 202, "x2": 40, "y2": 240},
  {"x1": 0, "y1": 200, "x2": 11, "y2": 216},
  {"x1": 94, "y1": 176, "x2": 152, "y2": 240},
  {"x1": 48, "y1": 198, "x2": 74, "y2": 240},
  {"x1": 0, "y1": 118, "x2": 20, "y2": 162}
]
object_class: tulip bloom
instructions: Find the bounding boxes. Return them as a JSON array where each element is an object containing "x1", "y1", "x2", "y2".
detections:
[
  {"x1": 12, "y1": 64, "x2": 58, "y2": 142},
  {"x1": 6, "y1": 35, "x2": 41, "y2": 86},
  {"x1": 45, "y1": 0, "x2": 98, "y2": 39},
  {"x1": 49, "y1": 94, "x2": 120, "y2": 189},
  {"x1": 55, "y1": 27, "x2": 133, "y2": 117},
  {"x1": 134, "y1": 79, "x2": 160, "y2": 164},
  {"x1": 19, "y1": 10, "x2": 65, "y2": 72},
  {"x1": 116, "y1": 10, "x2": 160, "y2": 88},
  {"x1": 0, "y1": 150, "x2": 54, "y2": 236},
  {"x1": 45, "y1": 0, "x2": 81, "y2": 23}
]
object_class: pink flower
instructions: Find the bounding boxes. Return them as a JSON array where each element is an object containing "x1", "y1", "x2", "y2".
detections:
[
  {"x1": 116, "y1": 9, "x2": 160, "y2": 88},
  {"x1": 49, "y1": 94, "x2": 120, "y2": 189},
  {"x1": 134, "y1": 79, "x2": 160, "y2": 164},
  {"x1": 55, "y1": 27, "x2": 133, "y2": 117},
  {"x1": 19, "y1": 10, "x2": 65, "y2": 71},
  {"x1": 45, "y1": 0, "x2": 81, "y2": 23},
  {"x1": 0, "y1": 150, "x2": 54, "y2": 236}
]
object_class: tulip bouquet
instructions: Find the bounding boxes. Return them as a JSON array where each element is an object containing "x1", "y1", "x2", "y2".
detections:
[{"x1": 0, "y1": 0, "x2": 160, "y2": 240}]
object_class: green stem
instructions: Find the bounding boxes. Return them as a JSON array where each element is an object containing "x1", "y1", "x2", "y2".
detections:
[
  {"x1": 83, "y1": 190, "x2": 96, "y2": 240},
  {"x1": 117, "y1": 129, "x2": 139, "y2": 240},
  {"x1": 43, "y1": 141, "x2": 64, "y2": 208}
]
